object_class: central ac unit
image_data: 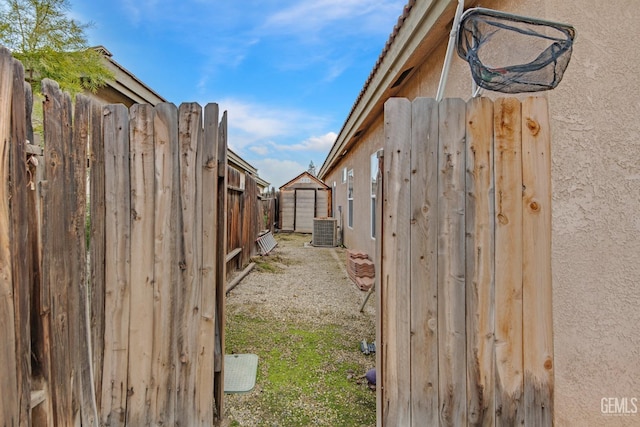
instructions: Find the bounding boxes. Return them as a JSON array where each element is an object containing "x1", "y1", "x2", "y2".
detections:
[{"x1": 312, "y1": 217, "x2": 338, "y2": 247}]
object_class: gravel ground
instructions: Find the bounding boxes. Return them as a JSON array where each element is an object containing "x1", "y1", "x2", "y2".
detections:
[
  {"x1": 227, "y1": 233, "x2": 376, "y2": 326},
  {"x1": 223, "y1": 232, "x2": 377, "y2": 426}
]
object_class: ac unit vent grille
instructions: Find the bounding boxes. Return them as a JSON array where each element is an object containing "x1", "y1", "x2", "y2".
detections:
[{"x1": 312, "y1": 218, "x2": 337, "y2": 247}]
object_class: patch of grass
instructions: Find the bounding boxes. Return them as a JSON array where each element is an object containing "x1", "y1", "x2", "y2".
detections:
[
  {"x1": 252, "y1": 257, "x2": 284, "y2": 273},
  {"x1": 251, "y1": 253, "x2": 299, "y2": 273},
  {"x1": 226, "y1": 313, "x2": 376, "y2": 426}
]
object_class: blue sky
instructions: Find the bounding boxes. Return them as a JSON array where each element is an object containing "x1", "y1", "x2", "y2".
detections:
[{"x1": 69, "y1": 0, "x2": 406, "y2": 189}]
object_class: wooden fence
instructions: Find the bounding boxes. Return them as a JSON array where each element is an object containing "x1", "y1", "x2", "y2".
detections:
[
  {"x1": 226, "y1": 167, "x2": 275, "y2": 273},
  {"x1": 1, "y1": 47, "x2": 228, "y2": 425},
  {"x1": 377, "y1": 97, "x2": 553, "y2": 426}
]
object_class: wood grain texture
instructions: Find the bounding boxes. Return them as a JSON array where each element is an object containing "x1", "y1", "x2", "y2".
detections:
[
  {"x1": 381, "y1": 98, "x2": 412, "y2": 426},
  {"x1": 90, "y1": 99, "x2": 106, "y2": 414},
  {"x1": 175, "y1": 102, "x2": 203, "y2": 426},
  {"x1": 437, "y1": 98, "x2": 467, "y2": 427},
  {"x1": 197, "y1": 102, "x2": 219, "y2": 424},
  {"x1": 10, "y1": 54, "x2": 33, "y2": 427},
  {"x1": 409, "y1": 97, "x2": 439, "y2": 426},
  {"x1": 73, "y1": 95, "x2": 99, "y2": 426},
  {"x1": 0, "y1": 46, "x2": 20, "y2": 427},
  {"x1": 150, "y1": 102, "x2": 178, "y2": 425},
  {"x1": 42, "y1": 79, "x2": 77, "y2": 426},
  {"x1": 127, "y1": 104, "x2": 156, "y2": 425},
  {"x1": 101, "y1": 103, "x2": 131, "y2": 427},
  {"x1": 494, "y1": 98, "x2": 524, "y2": 427},
  {"x1": 214, "y1": 111, "x2": 228, "y2": 420},
  {"x1": 522, "y1": 97, "x2": 553, "y2": 426},
  {"x1": 465, "y1": 97, "x2": 495, "y2": 427}
]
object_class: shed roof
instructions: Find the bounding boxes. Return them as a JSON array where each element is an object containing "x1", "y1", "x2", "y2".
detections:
[{"x1": 279, "y1": 171, "x2": 329, "y2": 190}]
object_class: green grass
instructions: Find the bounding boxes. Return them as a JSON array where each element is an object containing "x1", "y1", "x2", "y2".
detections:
[
  {"x1": 225, "y1": 313, "x2": 376, "y2": 426},
  {"x1": 251, "y1": 253, "x2": 299, "y2": 273}
]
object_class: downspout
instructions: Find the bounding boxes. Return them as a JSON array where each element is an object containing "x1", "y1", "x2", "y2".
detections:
[{"x1": 436, "y1": 0, "x2": 466, "y2": 102}]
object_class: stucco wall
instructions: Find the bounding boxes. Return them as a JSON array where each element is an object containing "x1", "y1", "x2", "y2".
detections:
[
  {"x1": 324, "y1": 117, "x2": 384, "y2": 256},
  {"x1": 546, "y1": 1, "x2": 640, "y2": 425},
  {"x1": 323, "y1": 0, "x2": 639, "y2": 424}
]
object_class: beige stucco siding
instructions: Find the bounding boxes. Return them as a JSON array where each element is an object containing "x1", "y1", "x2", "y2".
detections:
[
  {"x1": 325, "y1": 117, "x2": 384, "y2": 255},
  {"x1": 322, "y1": 0, "x2": 639, "y2": 424},
  {"x1": 546, "y1": 1, "x2": 640, "y2": 425}
]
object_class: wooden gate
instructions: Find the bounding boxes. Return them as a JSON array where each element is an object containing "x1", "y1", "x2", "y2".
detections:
[
  {"x1": 1, "y1": 47, "x2": 228, "y2": 425},
  {"x1": 377, "y1": 97, "x2": 553, "y2": 426}
]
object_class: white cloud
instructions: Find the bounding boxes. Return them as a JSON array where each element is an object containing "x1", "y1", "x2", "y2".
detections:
[
  {"x1": 249, "y1": 145, "x2": 270, "y2": 156},
  {"x1": 270, "y1": 132, "x2": 337, "y2": 153},
  {"x1": 252, "y1": 158, "x2": 308, "y2": 189},
  {"x1": 262, "y1": 0, "x2": 404, "y2": 37},
  {"x1": 218, "y1": 98, "x2": 331, "y2": 152}
]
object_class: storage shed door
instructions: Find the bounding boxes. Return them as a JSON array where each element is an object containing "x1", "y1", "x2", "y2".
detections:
[
  {"x1": 315, "y1": 189, "x2": 329, "y2": 218},
  {"x1": 280, "y1": 190, "x2": 295, "y2": 231},
  {"x1": 294, "y1": 189, "x2": 315, "y2": 233}
]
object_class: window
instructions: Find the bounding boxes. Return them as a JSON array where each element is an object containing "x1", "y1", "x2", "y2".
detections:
[
  {"x1": 347, "y1": 169, "x2": 354, "y2": 228},
  {"x1": 342, "y1": 167, "x2": 347, "y2": 183},
  {"x1": 371, "y1": 153, "x2": 379, "y2": 239}
]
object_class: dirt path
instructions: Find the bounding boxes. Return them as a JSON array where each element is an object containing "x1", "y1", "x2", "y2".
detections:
[{"x1": 223, "y1": 232, "x2": 377, "y2": 426}]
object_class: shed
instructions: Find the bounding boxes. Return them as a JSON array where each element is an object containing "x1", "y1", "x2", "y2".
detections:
[{"x1": 279, "y1": 172, "x2": 331, "y2": 233}]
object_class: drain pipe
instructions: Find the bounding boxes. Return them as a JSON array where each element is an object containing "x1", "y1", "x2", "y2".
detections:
[{"x1": 436, "y1": 0, "x2": 465, "y2": 102}]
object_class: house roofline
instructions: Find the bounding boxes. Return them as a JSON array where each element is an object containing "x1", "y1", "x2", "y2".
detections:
[
  {"x1": 318, "y1": 0, "x2": 465, "y2": 179},
  {"x1": 227, "y1": 148, "x2": 271, "y2": 189},
  {"x1": 94, "y1": 45, "x2": 168, "y2": 105}
]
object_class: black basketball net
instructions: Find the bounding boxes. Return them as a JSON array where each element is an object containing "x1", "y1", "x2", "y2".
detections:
[{"x1": 456, "y1": 8, "x2": 576, "y2": 94}]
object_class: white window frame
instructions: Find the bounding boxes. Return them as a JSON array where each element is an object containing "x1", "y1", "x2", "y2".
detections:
[
  {"x1": 347, "y1": 169, "x2": 354, "y2": 229},
  {"x1": 370, "y1": 153, "x2": 378, "y2": 239}
]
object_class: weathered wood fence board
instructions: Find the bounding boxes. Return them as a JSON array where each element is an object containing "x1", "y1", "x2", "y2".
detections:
[
  {"x1": 198, "y1": 102, "x2": 220, "y2": 424},
  {"x1": 409, "y1": 97, "x2": 439, "y2": 426},
  {"x1": 0, "y1": 45, "x2": 29, "y2": 427},
  {"x1": 89, "y1": 98, "x2": 106, "y2": 418},
  {"x1": 102, "y1": 103, "x2": 132, "y2": 426},
  {"x1": 42, "y1": 78, "x2": 81, "y2": 426},
  {"x1": 465, "y1": 96, "x2": 495, "y2": 427},
  {"x1": 437, "y1": 98, "x2": 467, "y2": 426},
  {"x1": 379, "y1": 97, "x2": 553, "y2": 427},
  {"x1": 127, "y1": 103, "x2": 156, "y2": 425},
  {"x1": 381, "y1": 98, "x2": 412, "y2": 425},
  {"x1": 494, "y1": 97, "x2": 525, "y2": 426},
  {"x1": 521, "y1": 97, "x2": 553, "y2": 425},
  {"x1": 74, "y1": 95, "x2": 100, "y2": 426},
  {"x1": 150, "y1": 102, "x2": 180, "y2": 424},
  {"x1": 214, "y1": 111, "x2": 228, "y2": 418}
]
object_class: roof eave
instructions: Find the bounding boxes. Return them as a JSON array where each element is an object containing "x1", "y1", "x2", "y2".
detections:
[{"x1": 318, "y1": 0, "x2": 463, "y2": 179}]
